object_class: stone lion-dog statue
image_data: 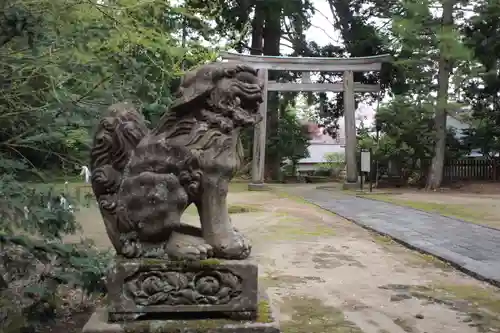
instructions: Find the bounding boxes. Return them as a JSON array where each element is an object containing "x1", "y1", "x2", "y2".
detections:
[{"x1": 90, "y1": 62, "x2": 263, "y2": 261}]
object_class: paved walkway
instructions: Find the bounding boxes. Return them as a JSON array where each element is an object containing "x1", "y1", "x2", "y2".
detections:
[{"x1": 287, "y1": 186, "x2": 500, "y2": 286}]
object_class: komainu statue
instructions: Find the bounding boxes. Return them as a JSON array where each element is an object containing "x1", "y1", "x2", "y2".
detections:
[{"x1": 90, "y1": 63, "x2": 263, "y2": 261}]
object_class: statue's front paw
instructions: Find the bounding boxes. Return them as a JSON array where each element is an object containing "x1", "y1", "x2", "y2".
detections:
[
  {"x1": 213, "y1": 228, "x2": 252, "y2": 260},
  {"x1": 168, "y1": 243, "x2": 214, "y2": 261},
  {"x1": 165, "y1": 231, "x2": 214, "y2": 261}
]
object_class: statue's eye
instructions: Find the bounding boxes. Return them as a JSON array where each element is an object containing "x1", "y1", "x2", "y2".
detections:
[{"x1": 236, "y1": 72, "x2": 256, "y2": 84}]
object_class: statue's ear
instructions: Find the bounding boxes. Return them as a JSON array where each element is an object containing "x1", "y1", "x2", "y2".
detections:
[{"x1": 169, "y1": 69, "x2": 214, "y2": 113}]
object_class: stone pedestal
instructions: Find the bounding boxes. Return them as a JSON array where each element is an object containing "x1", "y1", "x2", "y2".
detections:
[
  {"x1": 82, "y1": 257, "x2": 281, "y2": 333},
  {"x1": 342, "y1": 181, "x2": 359, "y2": 190},
  {"x1": 82, "y1": 290, "x2": 279, "y2": 333}
]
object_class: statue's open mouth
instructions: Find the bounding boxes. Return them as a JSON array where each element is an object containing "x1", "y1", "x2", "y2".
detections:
[
  {"x1": 231, "y1": 70, "x2": 263, "y2": 114},
  {"x1": 233, "y1": 82, "x2": 263, "y2": 114},
  {"x1": 240, "y1": 93, "x2": 262, "y2": 113}
]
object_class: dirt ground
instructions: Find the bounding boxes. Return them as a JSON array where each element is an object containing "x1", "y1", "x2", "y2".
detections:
[{"x1": 66, "y1": 187, "x2": 500, "y2": 333}]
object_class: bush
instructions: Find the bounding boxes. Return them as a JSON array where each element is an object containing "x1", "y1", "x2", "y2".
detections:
[
  {"x1": 0, "y1": 173, "x2": 111, "y2": 333},
  {"x1": 317, "y1": 152, "x2": 345, "y2": 178}
]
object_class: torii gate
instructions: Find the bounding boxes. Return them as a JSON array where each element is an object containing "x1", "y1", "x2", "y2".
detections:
[{"x1": 220, "y1": 52, "x2": 391, "y2": 190}]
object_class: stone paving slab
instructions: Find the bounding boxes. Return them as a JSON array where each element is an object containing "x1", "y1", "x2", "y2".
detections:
[{"x1": 291, "y1": 187, "x2": 500, "y2": 286}]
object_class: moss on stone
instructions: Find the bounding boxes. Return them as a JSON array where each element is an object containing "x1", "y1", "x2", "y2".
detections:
[
  {"x1": 138, "y1": 258, "x2": 223, "y2": 269},
  {"x1": 141, "y1": 258, "x2": 166, "y2": 266},
  {"x1": 257, "y1": 299, "x2": 271, "y2": 323},
  {"x1": 198, "y1": 258, "x2": 222, "y2": 267}
]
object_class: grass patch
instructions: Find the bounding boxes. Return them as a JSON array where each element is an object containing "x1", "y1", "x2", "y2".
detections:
[
  {"x1": 280, "y1": 296, "x2": 362, "y2": 333},
  {"x1": 228, "y1": 182, "x2": 250, "y2": 193},
  {"x1": 27, "y1": 181, "x2": 248, "y2": 194},
  {"x1": 381, "y1": 283, "x2": 500, "y2": 332},
  {"x1": 436, "y1": 284, "x2": 500, "y2": 312},
  {"x1": 272, "y1": 189, "x2": 310, "y2": 205},
  {"x1": 24, "y1": 181, "x2": 94, "y2": 207},
  {"x1": 412, "y1": 283, "x2": 500, "y2": 332},
  {"x1": 259, "y1": 273, "x2": 324, "y2": 289},
  {"x1": 412, "y1": 253, "x2": 452, "y2": 270},
  {"x1": 372, "y1": 233, "x2": 396, "y2": 246},
  {"x1": 183, "y1": 205, "x2": 198, "y2": 215},
  {"x1": 371, "y1": 233, "x2": 452, "y2": 270},
  {"x1": 28, "y1": 180, "x2": 252, "y2": 214},
  {"x1": 227, "y1": 204, "x2": 260, "y2": 214},
  {"x1": 264, "y1": 214, "x2": 336, "y2": 240},
  {"x1": 361, "y1": 194, "x2": 489, "y2": 224}
]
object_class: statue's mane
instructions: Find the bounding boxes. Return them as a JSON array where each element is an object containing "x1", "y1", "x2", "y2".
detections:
[
  {"x1": 154, "y1": 109, "x2": 237, "y2": 159},
  {"x1": 150, "y1": 64, "x2": 261, "y2": 154}
]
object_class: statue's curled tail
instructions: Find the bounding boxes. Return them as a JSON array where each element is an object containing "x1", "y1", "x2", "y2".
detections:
[{"x1": 90, "y1": 102, "x2": 149, "y2": 253}]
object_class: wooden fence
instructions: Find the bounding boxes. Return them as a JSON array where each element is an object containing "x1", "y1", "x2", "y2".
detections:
[
  {"x1": 441, "y1": 158, "x2": 497, "y2": 182},
  {"x1": 374, "y1": 158, "x2": 499, "y2": 185}
]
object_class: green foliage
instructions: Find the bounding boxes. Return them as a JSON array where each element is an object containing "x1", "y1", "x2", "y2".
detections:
[
  {"x1": 0, "y1": 0, "x2": 216, "y2": 175},
  {"x1": 1, "y1": 0, "x2": 500, "y2": 327},
  {"x1": 1, "y1": 235, "x2": 111, "y2": 332},
  {"x1": 0, "y1": 159, "x2": 110, "y2": 331},
  {"x1": 267, "y1": 108, "x2": 310, "y2": 171},
  {"x1": 462, "y1": 120, "x2": 500, "y2": 159},
  {"x1": 318, "y1": 152, "x2": 345, "y2": 170},
  {"x1": 462, "y1": 1, "x2": 500, "y2": 159},
  {"x1": 373, "y1": 96, "x2": 466, "y2": 182},
  {"x1": 0, "y1": 0, "x2": 216, "y2": 331},
  {"x1": 375, "y1": 96, "x2": 434, "y2": 163},
  {"x1": 317, "y1": 152, "x2": 345, "y2": 178}
]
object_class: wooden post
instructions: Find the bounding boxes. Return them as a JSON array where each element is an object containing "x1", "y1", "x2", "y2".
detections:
[
  {"x1": 248, "y1": 68, "x2": 268, "y2": 191},
  {"x1": 343, "y1": 70, "x2": 358, "y2": 188},
  {"x1": 302, "y1": 71, "x2": 311, "y2": 83}
]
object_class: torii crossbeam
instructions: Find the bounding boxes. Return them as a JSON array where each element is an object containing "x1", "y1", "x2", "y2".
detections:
[{"x1": 220, "y1": 52, "x2": 391, "y2": 190}]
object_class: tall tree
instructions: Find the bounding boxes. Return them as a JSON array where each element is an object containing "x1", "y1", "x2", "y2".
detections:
[
  {"x1": 426, "y1": 0, "x2": 456, "y2": 189},
  {"x1": 462, "y1": 0, "x2": 500, "y2": 159},
  {"x1": 371, "y1": 0, "x2": 472, "y2": 188}
]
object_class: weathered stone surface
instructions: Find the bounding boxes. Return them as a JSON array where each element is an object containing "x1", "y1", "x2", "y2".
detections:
[
  {"x1": 83, "y1": 290, "x2": 281, "y2": 333},
  {"x1": 107, "y1": 257, "x2": 258, "y2": 317},
  {"x1": 89, "y1": 62, "x2": 263, "y2": 261}
]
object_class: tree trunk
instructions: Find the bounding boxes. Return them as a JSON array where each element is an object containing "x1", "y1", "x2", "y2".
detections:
[
  {"x1": 250, "y1": 3, "x2": 264, "y2": 55},
  {"x1": 426, "y1": 0, "x2": 455, "y2": 190},
  {"x1": 262, "y1": 3, "x2": 282, "y2": 180}
]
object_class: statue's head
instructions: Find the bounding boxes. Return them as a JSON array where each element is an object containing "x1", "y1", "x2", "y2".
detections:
[{"x1": 170, "y1": 62, "x2": 263, "y2": 130}]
